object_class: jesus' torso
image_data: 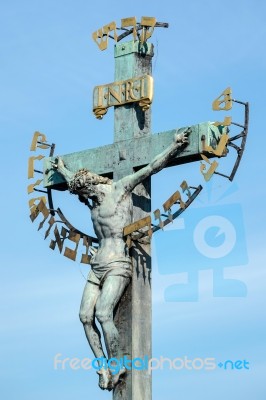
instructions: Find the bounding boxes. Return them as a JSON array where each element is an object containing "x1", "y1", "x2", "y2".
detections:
[{"x1": 90, "y1": 181, "x2": 132, "y2": 265}]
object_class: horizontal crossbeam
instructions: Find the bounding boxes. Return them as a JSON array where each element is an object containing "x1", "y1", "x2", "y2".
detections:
[{"x1": 43, "y1": 122, "x2": 226, "y2": 189}]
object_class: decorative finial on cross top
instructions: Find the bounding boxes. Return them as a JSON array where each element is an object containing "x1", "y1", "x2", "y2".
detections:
[{"x1": 28, "y1": 15, "x2": 249, "y2": 400}]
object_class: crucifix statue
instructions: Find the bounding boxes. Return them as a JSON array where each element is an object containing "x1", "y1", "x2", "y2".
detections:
[
  {"x1": 52, "y1": 128, "x2": 189, "y2": 390},
  {"x1": 34, "y1": 16, "x2": 246, "y2": 400}
]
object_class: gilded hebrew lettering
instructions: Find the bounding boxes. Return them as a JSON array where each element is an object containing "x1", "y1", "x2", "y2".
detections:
[
  {"x1": 154, "y1": 209, "x2": 164, "y2": 229},
  {"x1": 212, "y1": 116, "x2": 232, "y2": 127},
  {"x1": 200, "y1": 154, "x2": 219, "y2": 181},
  {"x1": 212, "y1": 87, "x2": 232, "y2": 111},
  {"x1": 27, "y1": 179, "x2": 43, "y2": 194},
  {"x1": 49, "y1": 225, "x2": 67, "y2": 253},
  {"x1": 180, "y1": 180, "x2": 192, "y2": 198},
  {"x1": 203, "y1": 133, "x2": 229, "y2": 157},
  {"x1": 80, "y1": 236, "x2": 92, "y2": 264},
  {"x1": 163, "y1": 190, "x2": 185, "y2": 212},
  {"x1": 140, "y1": 17, "x2": 156, "y2": 43},
  {"x1": 44, "y1": 216, "x2": 56, "y2": 239},
  {"x1": 28, "y1": 196, "x2": 47, "y2": 211},
  {"x1": 29, "y1": 199, "x2": 50, "y2": 233},
  {"x1": 92, "y1": 21, "x2": 117, "y2": 51},
  {"x1": 123, "y1": 216, "x2": 152, "y2": 237},
  {"x1": 121, "y1": 17, "x2": 137, "y2": 40},
  {"x1": 30, "y1": 131, "x2": 50, "y2": 151},
  {"x1": 28, "y1": 155, "x2": 44, "y2": 179},
  {"x1": 92, "y1": 16, "x2": 167, "y2": 50},
  {"x1": 64, "y1": 231, "x2": 81, "y2": 261},
  {"x1": 29, "y1": 19, "x2": 249, "y2": 397}
]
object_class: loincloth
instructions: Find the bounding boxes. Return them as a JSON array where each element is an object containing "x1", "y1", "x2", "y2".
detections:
[{"x1": 88, "y1": 260, "x2": 132, "y2": 287}]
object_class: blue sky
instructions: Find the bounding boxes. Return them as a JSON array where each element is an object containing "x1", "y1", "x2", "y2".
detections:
[{"x1": 1, "y1": 1, "x2": 266, "y2": 399}]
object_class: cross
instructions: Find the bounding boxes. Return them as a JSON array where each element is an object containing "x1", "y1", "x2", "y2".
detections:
[{"x1": 43, "y1": 37, "x2": 224, "y2": 400}]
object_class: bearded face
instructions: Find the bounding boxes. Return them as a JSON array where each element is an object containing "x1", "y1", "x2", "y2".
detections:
[{"x1": 68, "y1": 169, "x2": 112, "y2": 200}]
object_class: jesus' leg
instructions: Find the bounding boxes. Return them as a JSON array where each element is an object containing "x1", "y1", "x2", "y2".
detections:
[
  {"x1": 79, "y1": 280, "x2": 112, "y2": 390},
  {"x1": 95, "y1": 275, "x2": 130, "y2": 387}
]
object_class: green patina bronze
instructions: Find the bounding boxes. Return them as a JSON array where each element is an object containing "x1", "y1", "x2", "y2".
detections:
[
  {"x1": 43, "y1": 39, "x2": 224, "y2": 399},
  {"x1": 44, "y1": 122, "x2": 222, "y2": 188}
]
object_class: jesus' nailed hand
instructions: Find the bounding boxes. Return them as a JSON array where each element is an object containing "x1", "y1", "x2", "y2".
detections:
[{"x1": 51, "y1": 127, "x2": 190, "y2": 390}]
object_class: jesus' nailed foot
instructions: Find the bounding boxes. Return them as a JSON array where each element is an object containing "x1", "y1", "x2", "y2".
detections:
[{"x1": 97, "y1": 366, "x2": 126, "y2": 391}]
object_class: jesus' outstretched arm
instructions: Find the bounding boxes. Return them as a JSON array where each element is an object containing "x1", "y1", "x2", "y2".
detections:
[{"x1": 119, "y1": 126, "x2": 190, "y2": 192}]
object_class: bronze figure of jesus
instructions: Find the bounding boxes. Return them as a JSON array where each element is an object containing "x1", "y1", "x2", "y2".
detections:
[{"x1": 52, "y1": 128, "x2": 190, "y2": 390}]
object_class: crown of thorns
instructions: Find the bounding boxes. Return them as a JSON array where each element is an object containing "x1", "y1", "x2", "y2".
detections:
[{"x1": 68, "y1": 169, "x2": 112, "y2": 192}]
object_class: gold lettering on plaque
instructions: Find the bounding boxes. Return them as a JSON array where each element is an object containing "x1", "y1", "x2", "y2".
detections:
[
  {"x1": 126, "y1": 80, "x2": 138, "y2": 101},
  {"x1": 93, "y1": 75, "x2": 153, "y2": 119},
  {"x1": 108, "y1": 85, "x2": 122, "y2": 104}
]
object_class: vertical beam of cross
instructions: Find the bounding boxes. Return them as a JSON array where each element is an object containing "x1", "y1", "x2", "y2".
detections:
[{"x1": 112, "y1": 41, "x2": 153, "y2": 400}]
